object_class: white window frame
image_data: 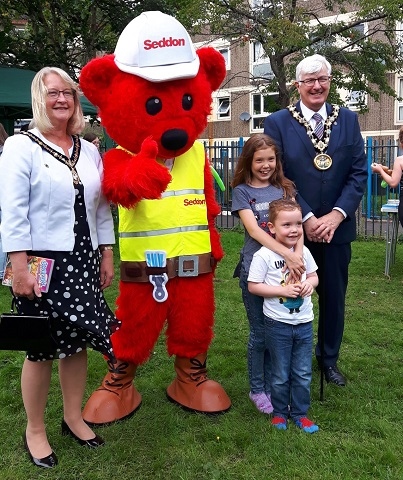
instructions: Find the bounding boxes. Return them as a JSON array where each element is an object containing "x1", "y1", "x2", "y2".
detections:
[
  {"x1": 338, "y1": 82, "x2": 367, "y2": 111},
  {"x1": 251, "y1": 41, "x2": 274, "y2": 82},
  {"x1": 217, "y1": 95, "x2": 231, "y2": 120},
  {"x1": 396, "y1": 77, "x2": 403, "y2": 123},
  {"x1": 397, "y1": 21, "x2": 403, "y2": 55},
  {"x1": 309, "y1": 13, "x2": 367, "y2": 52},
  {"x1": 218, "y1": 46, "x2": 230, "y2": 71},
  {"x1": 345, "y1": 90, "x2": 367, "y2": 110},
  {"x1": 251, "y1": 93, "x2": 279, "y2": 131},
  {"x1": 194, "y1": 39, "x2": 231, "y2": 70}
]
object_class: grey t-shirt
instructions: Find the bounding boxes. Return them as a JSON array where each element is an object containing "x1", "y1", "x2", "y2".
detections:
[{"x1": 231, "y1": 183, "x2": 284, "y2": 273}]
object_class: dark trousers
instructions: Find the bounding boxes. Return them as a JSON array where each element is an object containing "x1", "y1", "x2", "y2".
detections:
[{"x1": 305, "y1": 241, "x2": 352, "y2": 367}]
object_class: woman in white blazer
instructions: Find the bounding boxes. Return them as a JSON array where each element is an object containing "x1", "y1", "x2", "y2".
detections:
[{"x1": 0, "y1": 67, "x2": 119, "y2": 468}]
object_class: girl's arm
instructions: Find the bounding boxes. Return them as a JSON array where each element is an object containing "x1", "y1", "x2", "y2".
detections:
[
  {"x1": 371, "y1": 157, "x2": 403, "y2": 188},
  {"x1": 248, "y1": 280, "x2": 302, "y2": 298},
  {"x1": 239, "y1": 208, "x2": 305, "y2": 280}
]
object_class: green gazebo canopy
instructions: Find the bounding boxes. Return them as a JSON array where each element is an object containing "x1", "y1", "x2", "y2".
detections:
[{"x1": 0, "y1": 66, "x2": 98, "y2": 135}]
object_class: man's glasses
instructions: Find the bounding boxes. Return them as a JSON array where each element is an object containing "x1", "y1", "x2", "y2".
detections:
[
  {"x1": 298, "y1": 76, "x2": 331, "y2": 87},
  {"x1": 47, "y1": 89, "x2": 75, "y2": 99}
]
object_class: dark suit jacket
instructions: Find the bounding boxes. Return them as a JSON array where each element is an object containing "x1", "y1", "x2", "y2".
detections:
[{"x1": 264, "y1": 101, "x2": 368, "y2": 244}]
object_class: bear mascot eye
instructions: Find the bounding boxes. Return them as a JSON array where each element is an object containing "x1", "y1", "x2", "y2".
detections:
[
  {"x1": 182, "y1": 94, "x2": 193, "y2": 111},
  {"x1": 146, "y1": 97, "x2": 162, "y2": 115}
]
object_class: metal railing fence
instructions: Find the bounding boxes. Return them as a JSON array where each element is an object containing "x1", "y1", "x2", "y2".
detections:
[{"x1": 205, "y1": 137, "x2": 402, "y2": 238}]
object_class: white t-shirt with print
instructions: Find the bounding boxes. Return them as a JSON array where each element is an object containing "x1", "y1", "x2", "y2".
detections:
[{"x1": 248, "y1": 245, "x2": 318, "y2": 324}]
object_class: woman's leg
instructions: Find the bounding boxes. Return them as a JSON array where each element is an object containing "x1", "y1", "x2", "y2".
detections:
[
  {"x1": 21, "y1": 358, "x2": 53, "y2": 458},
  {"x1": 59, "y1": 349, "x2": 95, "y2": 440}
]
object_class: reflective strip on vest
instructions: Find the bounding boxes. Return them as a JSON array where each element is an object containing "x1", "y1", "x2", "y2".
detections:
[{"x1": 119, "y1": 143, "x2": 211, "y2": 262}]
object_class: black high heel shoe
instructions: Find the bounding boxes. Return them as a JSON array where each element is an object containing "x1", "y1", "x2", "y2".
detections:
[
  {"x1": 23, "y1": 433, "x2": 58, "y2": 468},
  {"x1": 61, "y1": 420, "x2": 105, "y2": 448}
]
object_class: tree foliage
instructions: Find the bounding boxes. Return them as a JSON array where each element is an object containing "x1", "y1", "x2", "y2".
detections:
[
  {"x1": 176, "y1": 0, "x2": 403, "y2": 110},
  {"x1": 0, "y1": 0, "x2": 178, "y2": 80}
]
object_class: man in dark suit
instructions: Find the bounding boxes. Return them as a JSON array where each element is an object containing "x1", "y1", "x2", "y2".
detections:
[{"x1": 264, "y1": 54, "x2": 367, "y2": 386}]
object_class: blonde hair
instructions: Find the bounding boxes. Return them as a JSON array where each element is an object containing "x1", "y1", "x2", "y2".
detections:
[{"x1": 31, "y1": 67, "x2": 85, "y2": 135}]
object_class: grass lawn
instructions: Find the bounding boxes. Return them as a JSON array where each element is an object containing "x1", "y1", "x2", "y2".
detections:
[{"x1": 0, "y1": 231, "x2": 402, "y2": 480}]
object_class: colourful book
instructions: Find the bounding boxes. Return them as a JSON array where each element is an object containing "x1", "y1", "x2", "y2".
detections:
[{"x1": 2, "y1": 256, "x2": 55, "y2": 293}]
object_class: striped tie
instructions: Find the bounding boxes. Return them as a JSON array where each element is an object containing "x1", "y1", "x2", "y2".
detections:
[{"x1": 312, "y1": 113, "x2": 324, "y2": 139}]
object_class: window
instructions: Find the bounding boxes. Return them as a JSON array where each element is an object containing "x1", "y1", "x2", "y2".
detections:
[
  {"x1": 251, "y1": 42, "x2": 274, "y2": 81},
  {"x1": 309, "y1": 13, "x2": 367, "y2": 53},
  {"x1": 345, "y1": 90, "x2": 367, "y2": 110},
  {"x1": 250, "y1": 0, "x2": 282, "y2": 10},
  {"x1": 217, "y1": 96, "x2": 230, "y2": 120},
  {"x1": 397, "y1": 78, "x2": 403, "y2": 122},
  {"x1": 251, "y1": 93, "x2": 279, "y2": 130},
  {"x1": 397, "y1": 21, "x2": 403, "y2": 55},
  {"x1": 344, "y1": 23, "x2": 366, "y2": 52},
  {"x1": 194, "y1": 39, "x2": 230, "y2": 70},
  {"x1": 218, "y1": 47, "x2": 230, "y2": 70}
]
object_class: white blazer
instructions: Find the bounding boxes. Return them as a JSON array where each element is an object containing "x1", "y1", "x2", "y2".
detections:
[{"x1": 0, "y1": 128, "x2": 115, "y2": 253}]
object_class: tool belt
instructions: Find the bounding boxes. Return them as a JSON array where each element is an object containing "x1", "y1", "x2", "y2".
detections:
[{"x1": 120, "y1": 253, "x2": 215, "y2": 282}]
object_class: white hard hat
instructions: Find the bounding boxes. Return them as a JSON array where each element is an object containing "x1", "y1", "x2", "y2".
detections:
[{"x1": 114, "y1": 11, "x2": 200, "y2": 82}]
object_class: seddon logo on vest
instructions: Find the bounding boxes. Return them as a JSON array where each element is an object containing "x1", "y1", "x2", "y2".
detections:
[
  {"x1": 144, "y1": 37, "x2": 186, "y2": 50},
  {"x1": 183, "y1": 198, "x2": 207, "y2": 206}
]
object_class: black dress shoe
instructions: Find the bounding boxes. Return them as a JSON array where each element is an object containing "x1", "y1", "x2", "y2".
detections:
[
  {"x1": 324, "y1": 365, "x2": 346, "y2": 386},
  {"x1": 23, "y1": 433, "x2": 58, "y2": 468},
  {"x1": 61, "y1": 420, "x2": 105, "y2": 448}
]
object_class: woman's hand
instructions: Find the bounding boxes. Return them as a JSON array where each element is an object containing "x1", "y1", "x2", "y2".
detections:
[
  {"x1": 9, "y1": 252, "x2": 41, "y2": 300},
  {"x1": 99, "y1": 249, "x2": 114, "y2": 290}
]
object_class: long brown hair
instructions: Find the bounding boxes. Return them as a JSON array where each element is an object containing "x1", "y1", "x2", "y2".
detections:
[
  {"x1": 0, "y1": 122, "x2": 9, "y2": 146},
  {"x1": 231, "y1": 133, "x2": 295, "y2": 198}
]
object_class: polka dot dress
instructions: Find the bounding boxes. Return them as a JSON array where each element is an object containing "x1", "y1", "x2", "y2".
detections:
[{"x1": 15, "y1": 183, "x2": 119, "y2": 362}]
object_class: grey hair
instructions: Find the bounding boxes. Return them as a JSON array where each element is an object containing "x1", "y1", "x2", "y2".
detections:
[
  {"x1": 31, "y1": 67, "x2": 85, "y2": 135},
  {"x1": 296, "y1": 54, "x2": 331, "y2": 81}
]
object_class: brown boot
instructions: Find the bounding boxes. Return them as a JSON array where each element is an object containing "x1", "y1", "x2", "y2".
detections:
[
  {"x1": 166, "y1": 354, "x2": 231, "y2": 414},
  {"x1": 83, "y1": 359, "x2": 142, "y2": 426}
]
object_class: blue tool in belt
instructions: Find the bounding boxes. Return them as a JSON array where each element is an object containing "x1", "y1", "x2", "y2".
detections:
[{"x1": 145, "y1": 250, "x2": 168, "y2": 302}]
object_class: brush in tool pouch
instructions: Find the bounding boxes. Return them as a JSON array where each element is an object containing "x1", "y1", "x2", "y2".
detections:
[{"x1": 0, "y1": 297, "x2": 56, "y2": 351}]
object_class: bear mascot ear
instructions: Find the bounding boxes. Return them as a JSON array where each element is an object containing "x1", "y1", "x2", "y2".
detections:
[
  {"x1": 79, "y1": 54, "x2": 119, "y2": 109},
  {"x1": 197, "y1": 46, "x2": 227, "y2": 91}
]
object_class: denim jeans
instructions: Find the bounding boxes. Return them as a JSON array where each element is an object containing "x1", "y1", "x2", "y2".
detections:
[
  {"x1": 240, "y1": 269, "x2": 271, "y2": 394},
  {"x1": 265, "y1": 317, "x2": 313, "y2": 420}
]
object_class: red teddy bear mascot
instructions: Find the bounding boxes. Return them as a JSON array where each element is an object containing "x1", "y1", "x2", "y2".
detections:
[{"x1": 79, "y1": 11, "x2": 231, "y2": 424}]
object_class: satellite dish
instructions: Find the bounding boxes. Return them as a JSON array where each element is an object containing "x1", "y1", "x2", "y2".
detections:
[{"x1": 240, "y1": 112, "x2": 251, "y2": 122}]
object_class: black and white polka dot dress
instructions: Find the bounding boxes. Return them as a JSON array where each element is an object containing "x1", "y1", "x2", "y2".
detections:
[{"x1": 15, "y1": 183, "x2": 119, "y2": 362}]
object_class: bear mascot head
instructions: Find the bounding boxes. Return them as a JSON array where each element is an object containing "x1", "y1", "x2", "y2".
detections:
[{"x1": 80, "y1": 11, "x2": 231, "y2": 425}]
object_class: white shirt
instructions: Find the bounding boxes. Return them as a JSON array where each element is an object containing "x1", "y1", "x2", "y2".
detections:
[
  {"x1": 248, "y1": 245, "x2": 318, "y2": 324},
  {"x1": 300, "y1": 102, "x2": 328, "y2": 128}
]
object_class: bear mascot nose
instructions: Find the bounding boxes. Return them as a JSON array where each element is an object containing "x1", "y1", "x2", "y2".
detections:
[{"x1": 161, "y1": 129, "x2": 188, "y2": 151}]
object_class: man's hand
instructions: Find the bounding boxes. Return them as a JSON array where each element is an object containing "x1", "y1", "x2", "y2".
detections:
[{"x1": 304, "y1": 211, "x2": 344, "y2": 243}]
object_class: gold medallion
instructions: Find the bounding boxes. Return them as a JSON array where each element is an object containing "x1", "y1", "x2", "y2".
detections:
[{"x1": 313, "y1": 153, "x2": 332, "y2": 170}]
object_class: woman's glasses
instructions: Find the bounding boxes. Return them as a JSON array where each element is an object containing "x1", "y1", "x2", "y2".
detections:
[{"x1": 47, "y1": 89, "x2": 75, "y2": 99}]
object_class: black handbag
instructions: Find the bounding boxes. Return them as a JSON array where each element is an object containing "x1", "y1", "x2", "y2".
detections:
[{"x1": 0, "y1": 298, "x2": 56, "y2": 351}]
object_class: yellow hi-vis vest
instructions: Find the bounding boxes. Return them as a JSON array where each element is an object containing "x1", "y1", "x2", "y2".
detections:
[{"x1": 119, "y1": 142, "x2": 211, "y2": 262}]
